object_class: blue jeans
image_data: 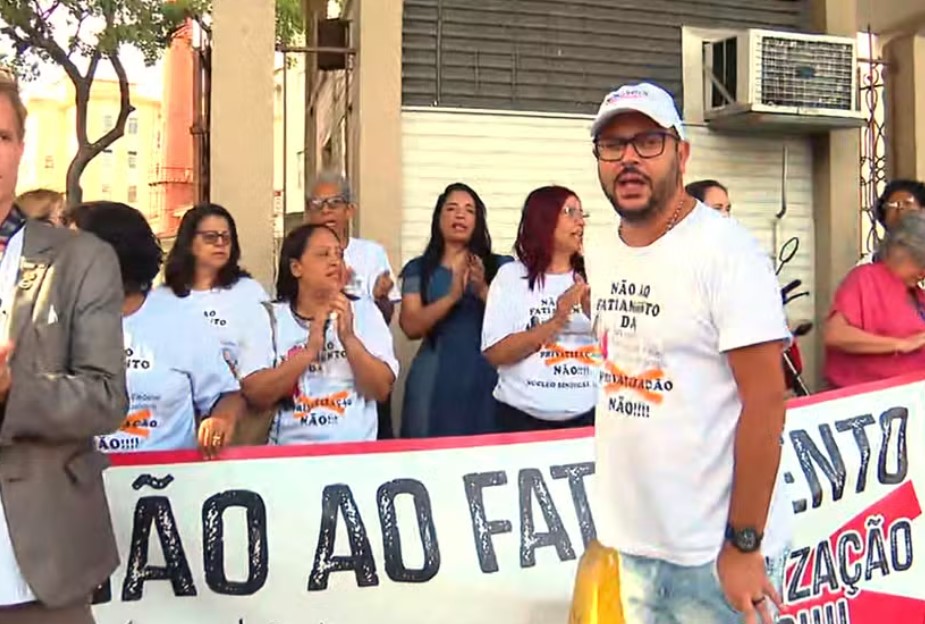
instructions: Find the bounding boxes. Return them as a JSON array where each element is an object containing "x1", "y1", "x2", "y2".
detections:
[{"x1": 619, "y1": 550, "x2": 788, "y2": 624}]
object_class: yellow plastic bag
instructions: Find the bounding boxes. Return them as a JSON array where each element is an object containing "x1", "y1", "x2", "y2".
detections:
[{"x1": 568, "y1": 540, "x2": 625, "y2": 624}]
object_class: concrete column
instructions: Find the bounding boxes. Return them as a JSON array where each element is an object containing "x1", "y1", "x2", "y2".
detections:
[
  {"x1": 349, "y1": 0, "x2": 405, "y2": 431},
  {"x1": 885, "y1": 34, "x2": 925, "y2": 181},
  {"x1": 210, "y1": 0, "x2": 276, "y2": 290},
  {"x1": 808, "y1": 0, "x2": 862, "y2": 389},
  {"x1": 351, "y1": 0, "x2": 403, "y2": 265}
]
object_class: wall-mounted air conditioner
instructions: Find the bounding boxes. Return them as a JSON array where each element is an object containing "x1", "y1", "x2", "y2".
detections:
[{"x1": 704, "y1": 29, "x2": 865, "y2": 132}]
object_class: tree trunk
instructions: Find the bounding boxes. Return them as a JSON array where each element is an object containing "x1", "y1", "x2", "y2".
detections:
[
  {"x1": 64, "y1": 53, "x2": 134, "y2": 208},
  {"x1": 65, "y1": 151, "x2": 90, "y2": 206}
]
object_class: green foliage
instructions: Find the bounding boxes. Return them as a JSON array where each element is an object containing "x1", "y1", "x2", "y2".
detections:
[
  {"x1": 0, "y1": 0, "x2": 210, "y2": 80},
  {"x1": 274, "y1": 0, "x2": 306, "y2": 46}
]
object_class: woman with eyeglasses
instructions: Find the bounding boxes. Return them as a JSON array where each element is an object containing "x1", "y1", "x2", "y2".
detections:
[
  {"x1": 237, "y1": 224, "x2": 398, "y2": 445},
  {"x1": 70, "y1": 202, "x2": 244, "y2": 456},
  {"x1": 399, "y1": 182, "x2": 511, "y2": 437},
  {"x1": 859, "y1": 179, "x2": 925, "y2": 266},
  {"x1": 162, "y1": 204, "x2": 269, "y2": 381},
  {"x1": 825, "y1": 211, "x2": 925, "y2": 389},
  {"x1": 482, "y1": 186, "x2": 596, "y2": 432}
]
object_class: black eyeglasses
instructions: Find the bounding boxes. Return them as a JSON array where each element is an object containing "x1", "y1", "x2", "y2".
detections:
[
  {"x1": 884, "y1": 198, "x2": 922, "y2": 213},
  {"x1": 593, "y1": 131, "x2": 678, "y2": 162},
  {"x1": 307, "y1": 196, "x2": 348, "y2": 213},
  {"x1": 197, "y1": 231, "x2": 232, "y2": 245}
]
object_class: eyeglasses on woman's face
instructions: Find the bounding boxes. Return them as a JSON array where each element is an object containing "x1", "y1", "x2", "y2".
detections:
[
  {"x1": 196, "y1": 230, "x2": 232, "y2": 246},
  {"x1": 884, "y1": 198, "x2": 922, "y2": 214}
]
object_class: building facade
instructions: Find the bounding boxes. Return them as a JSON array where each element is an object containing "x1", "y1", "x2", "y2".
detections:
[
  {"x1": 217, "y1": 0, "x2": 925, "y2": 415},
  {"x1": 20, "y1": 78, "x2": 161, "y2": 217}
]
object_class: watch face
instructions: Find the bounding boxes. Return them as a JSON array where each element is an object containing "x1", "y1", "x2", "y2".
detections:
[{"x1": 737, "y1": 528, "x2": 760, "y2": 552}]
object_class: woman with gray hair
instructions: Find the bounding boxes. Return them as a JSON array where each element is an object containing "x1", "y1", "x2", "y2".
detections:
[{"x1": 824, "y1": 211, "x2": 925, "y2": 388}]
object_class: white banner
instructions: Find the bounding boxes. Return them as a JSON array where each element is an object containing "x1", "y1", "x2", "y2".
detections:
[{"x1": 91, "y1": 374, "x2": 925, "y2": 623}]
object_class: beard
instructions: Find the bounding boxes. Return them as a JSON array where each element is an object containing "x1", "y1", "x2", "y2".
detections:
[{"x1": 600, "y1": 157, "x2": 682, "y2": 224}]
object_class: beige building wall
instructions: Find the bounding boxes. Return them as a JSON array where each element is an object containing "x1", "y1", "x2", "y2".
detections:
[
  {"x1": 20, "y1": 79, "x2": 160, "y2": 215},
  {"x1": 210, "y1": 0, "x2": 277, "y2": 290},
  {"x1": 807, "y1": 0, "x2": 863, "y2": 390},
  {"x1": 885, "y1": 34, "x2": 925, "y2": 181}
]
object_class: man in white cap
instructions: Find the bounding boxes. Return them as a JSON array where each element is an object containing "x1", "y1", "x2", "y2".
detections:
[{"x1": 584, "y1": 82, "x2": 791, "y2": 623}]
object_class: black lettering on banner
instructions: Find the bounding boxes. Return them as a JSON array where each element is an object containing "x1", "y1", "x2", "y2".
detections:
[
  {"x1": 377, "y1": 479, "x2": 441, "y2": 583},
  {"x1": 788, "y1": 426, "x2": 846, "y2": 509},
  {"x1": 785, "y1": 547, "x2": 812, "y2": 602},
  {"x1": 201, "y1": 490, "x2": 269, "y2": 595},
  {"x1": 890, "y1": 519, "x2": 913, "y2": 572},
  {"x1": 811, "y1": 540, "x2": 839, "y2": 596},
  {"x1": 878, "y1": 407, "x2": 908, "y2": 485},
  {"x1": 122, "y1": 496, "x2": 197, "y2": 601},
  {"x1": 837, "y1": 531, "x2": 863, "y2": 595},
  {"x1": 834, "y1": 414, "x2": 876, "y2": 494},
  {"x1": 787, "y1": 517, "x2": 916, "y2": 605},
  {"x1": 463, "y1": 471, "x2": 513, "y2": 574},
  {"x1": 308, "y1": 484, "x2": 379, "y2": 591},
  {"x1": 778, "y1": 599, "x2": 850, "y2": 624},
  {"x1": 518, "y1": 469, "x2": 575, "y2": 568},
  {"x1": 550, "y1": 462, "x2": 597, "y2": 547},
  {"x1": 864, "y1": 516, "x2": 890, "y2": 580}
]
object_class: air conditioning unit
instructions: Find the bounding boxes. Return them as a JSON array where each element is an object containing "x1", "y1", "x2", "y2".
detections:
[{"x1": 704, "y1": 29, "x2": 865, "y2": 132}]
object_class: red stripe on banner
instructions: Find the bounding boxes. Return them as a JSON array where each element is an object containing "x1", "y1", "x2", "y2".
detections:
[
  {"x1": 786, "y1": 370, "x2": 925, "y2": 409},
  {"x1": 108, "y1": 371, "x2": 925, "y2": 467},
  {"x1": 109, "y1": 426, "x2": 594, "y2": 467},
  {"x1": 783, "y1": 481, "x2": 925, "y2": 621}
]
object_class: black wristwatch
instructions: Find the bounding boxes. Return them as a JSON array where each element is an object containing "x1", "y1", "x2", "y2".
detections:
[{"x1": 725, "y1": 524, "x2": 763, "y2": 553}]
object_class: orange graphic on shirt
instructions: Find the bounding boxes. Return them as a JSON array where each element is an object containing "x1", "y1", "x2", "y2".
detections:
[
  {"x1": 602, "y1": 361, "x2": 666, "y2": 405},
  {"x1": 120, "y1": 409, "x2": 153, "y2": 438},
  {"x1": 294, "y1": 390, "x2": 352, "y2": 418},
  {"x1": 542, "y1": 343, "x2": 601, "y2": 367}
]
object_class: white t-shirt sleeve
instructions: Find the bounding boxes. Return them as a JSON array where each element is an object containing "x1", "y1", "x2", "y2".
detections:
[
  {"x1": 242, "y1": 277, "x2": 271, "y2": 302},
  {"x1": 237, "y1": 302, "x2": 276, "y2": 379},
  {"x1": 352, "y1": 299, "x2": 400, "y2": 377},
  {"x1": 181, "y1": 315, "x2": 242, "y2": 415},
  {"x1": 710, "y1": 231, "x2": 790, "y2": 353},
  {"x1": 481, "y1": 263, "x2": 524, "y2": 351}
]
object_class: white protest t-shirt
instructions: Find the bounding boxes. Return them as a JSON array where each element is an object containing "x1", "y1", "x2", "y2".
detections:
[
  {"x1": 482, "y1": 261, "x2": 598, "y2": 420},
  {"x1": 344, "y1": 237, "x2": 401, "y2": 303},
  {"x1": 96, "y1": 292, "x2": 240, "y2": 453},
  {"x1": 586, "y1": 203, "x2": 792, "y2": 565},
  {"x1": 238, "y1": 298, "x2": 399, "y2": 445},
  {"x1": 155, "y1": 278, "x2": 269, "y2": 378}
]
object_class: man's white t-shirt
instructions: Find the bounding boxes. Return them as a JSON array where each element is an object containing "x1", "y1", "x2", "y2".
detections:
[
  {"x1": 237, "y1": 298, "x2": 399, "y2": 445},
  {"x1": 344, "y1": 237, "x2": 401, "y2": 303},
  {"x1": 482, "y1": 261, "x2": 598, "y2": 420},
  {"x1": 0, "y1": 228, "x2": 35, "y2": 605},
  {"x1": 155, "y1": 278, "x2": 269, "y2": 378},
  {"x1": 586, "y1": 203, "x2": 792, "y2": 566},
  {"x1": 95, "y1": 292, "x2": 240, "y2": 453}
]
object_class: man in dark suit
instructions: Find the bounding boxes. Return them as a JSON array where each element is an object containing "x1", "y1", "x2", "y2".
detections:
[{"x1": 0, "y1": 79, "x2": 128, "y2": 622}]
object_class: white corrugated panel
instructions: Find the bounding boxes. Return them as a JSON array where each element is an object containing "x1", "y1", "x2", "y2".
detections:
[{"x1": 400, "y1": 108, "x2": 815, "y2": 327}]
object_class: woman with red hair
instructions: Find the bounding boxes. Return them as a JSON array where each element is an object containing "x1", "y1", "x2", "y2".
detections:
[{"x1": 482, "y1": 186, "x2": 597, "y2": 432}]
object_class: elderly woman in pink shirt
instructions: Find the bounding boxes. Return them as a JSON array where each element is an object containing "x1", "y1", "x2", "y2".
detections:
[{"x1": 824, "y1": 211, "x2": 925, "y2": 388}]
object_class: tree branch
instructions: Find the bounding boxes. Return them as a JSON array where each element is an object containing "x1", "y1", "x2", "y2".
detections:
[
  {"x1": 87, "y1": 52, "x2": 135, "y2": 156},
  {"x1": 39, "y1": 0, "x2": 63, "y2": 22},
  {"x1": 67, "y1": 12, "x2": 90, "y2": 58},
  {"x1": 12, "y1": 14, "x2": 83, "y2": 85}
]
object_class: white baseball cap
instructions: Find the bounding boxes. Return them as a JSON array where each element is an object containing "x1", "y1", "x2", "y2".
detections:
[{"x1": 590, "y1": 82, "x2": 686, "y2": 140}]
